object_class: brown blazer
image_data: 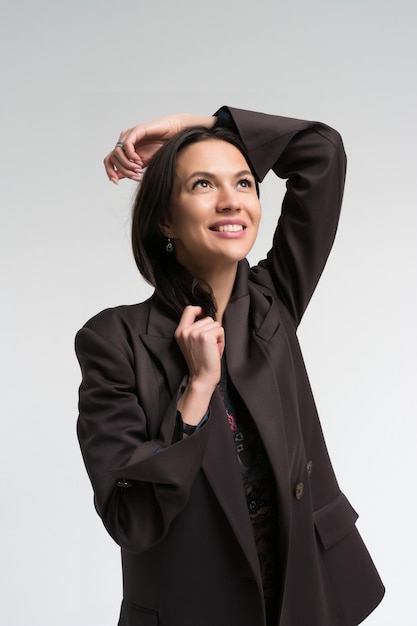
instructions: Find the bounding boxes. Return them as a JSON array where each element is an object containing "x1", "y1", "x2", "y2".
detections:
[{"x1": 76, "y1": 108, "x2": 384, "y2": 626}]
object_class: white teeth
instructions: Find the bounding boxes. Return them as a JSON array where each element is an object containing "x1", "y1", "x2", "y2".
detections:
[{"x1": 215, "y1": 224, "x2": 244, "y2": 232}]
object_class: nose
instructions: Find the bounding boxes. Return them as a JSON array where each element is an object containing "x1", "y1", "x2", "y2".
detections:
[{"x1": 216, "y1": 186, "x2": 242, "y2": 212}]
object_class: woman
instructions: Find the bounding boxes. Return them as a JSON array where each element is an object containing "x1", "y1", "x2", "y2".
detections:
[{"x1": 76, "y1": 106, "x2": 384, "y2": 626}]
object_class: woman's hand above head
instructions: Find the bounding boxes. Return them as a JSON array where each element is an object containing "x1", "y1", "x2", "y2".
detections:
[
  {"x1": 104, "y1": 114, "x2": 216, "y2": 184},
  {"x1": 175, "y1": 305, "x2": 224, "y2": 426}
]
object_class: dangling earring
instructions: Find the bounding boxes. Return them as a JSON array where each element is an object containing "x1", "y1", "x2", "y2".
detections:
[{"x1": 166, "y1": 238, "x2": 173, "y2": 253}]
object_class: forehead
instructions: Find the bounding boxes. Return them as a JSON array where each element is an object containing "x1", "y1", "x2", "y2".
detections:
[{"x1": 175, "y1": 139, "x2": 250, "y2": 175}]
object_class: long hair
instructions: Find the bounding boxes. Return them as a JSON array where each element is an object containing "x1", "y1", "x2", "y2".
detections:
[{"x1": 131, "y1": 125, "x2": 259, "y2": 319}]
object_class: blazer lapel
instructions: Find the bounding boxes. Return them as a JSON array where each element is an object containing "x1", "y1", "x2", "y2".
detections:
[
  {"x1": 139, "y1": 297, "x2": 187, "y2": 398},
  {"x1": 201, "y1": 389, "x2": 262, "y2": 584},
  {"x1": 223, "y1": 264, "x2": 291, "y2": 539},
  {"x1": 138, "y1": 298, "x2": 187, "y2": 443}
]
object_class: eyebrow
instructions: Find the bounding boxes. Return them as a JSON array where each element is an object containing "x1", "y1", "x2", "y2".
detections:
[{"x1": 183, "y1": 169, "x2": 254, "y2": 184}]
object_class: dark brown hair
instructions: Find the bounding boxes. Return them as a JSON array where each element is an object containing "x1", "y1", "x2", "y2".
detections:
[{"x1": 131, "y1": 125, "x2": 259, "y2": 319}]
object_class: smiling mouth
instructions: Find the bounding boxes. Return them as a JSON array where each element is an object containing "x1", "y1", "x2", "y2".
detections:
[{"x1": 210, "y1": 224, "x2": 245, "y2": 232}]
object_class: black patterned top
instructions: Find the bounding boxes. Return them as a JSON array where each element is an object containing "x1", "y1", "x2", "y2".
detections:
[{"x1": 219, "y1": 360, "x2": 280, "y2": 626}]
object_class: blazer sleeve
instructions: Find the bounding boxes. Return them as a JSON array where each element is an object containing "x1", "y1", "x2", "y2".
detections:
[
  {"x1": 76, "y1": 310, "x2": 209, "y2": 554},
  {"x1": 216, "y1": 106, "x2": 347, "y2": 325}
]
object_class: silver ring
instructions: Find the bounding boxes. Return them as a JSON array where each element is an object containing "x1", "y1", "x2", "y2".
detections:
[{"x1": 115, "y1": 141, "x2": 125, "y2": 149}]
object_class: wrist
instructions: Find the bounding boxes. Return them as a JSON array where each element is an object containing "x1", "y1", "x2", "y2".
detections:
[
  {"x1": 187, "y1": 376, "x2": 217, "y2": 397},
  {"x1": 182, "y1": 114, "x2": 216, "y2": 131},
  {"x1": 176, "y1": 379, "x2": 214, "y2": 426}
]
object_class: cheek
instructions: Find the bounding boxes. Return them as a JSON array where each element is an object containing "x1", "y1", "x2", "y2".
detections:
[
  {"x1": 253, "y1": 202, "x2": 262, "y2": 226},
  {"x1": 170, "y1": 206, "x2": 205, "y2": 238}
]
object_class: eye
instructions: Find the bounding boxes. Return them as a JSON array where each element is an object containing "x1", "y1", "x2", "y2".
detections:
[
  {"x1": 237, "y1": 177, "x2": 253, "y2": 188},
  {"x1": 192, "y1": 178, "x2": 211, "y2": 190}
]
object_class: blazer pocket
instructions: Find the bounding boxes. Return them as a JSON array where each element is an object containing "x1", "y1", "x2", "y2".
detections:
[
  {"x1": 314, "y1": 491, "x2": 359, "y2": 550},
  {"x1": 118, "y1": 599, "x2": 158, "y2": 626}
]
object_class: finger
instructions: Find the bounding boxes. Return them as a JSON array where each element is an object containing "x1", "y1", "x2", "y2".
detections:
[
  {"x1": 182, "y1": 320, "x2": 224, "y2": 352},
  {"x1": 186, "y1": 316, "x2": 218, "y2": 331},
  {"x1": 106, "y1": 153, "x2": 143, "y2": 182},
  {"x1": 217, "y1": 329, "x2": 225, "y2": 358},
  {"x1": 197, "y1": 322, "x2": 225, "y2": 356},
  {"x1": 177, "y1": 315, "x2": 221, "y2": 341},
  {"x1": 114, "y1": 143, "x2": 143, "y2": 168},
  {"x1": 112, "y1": 145, "x2": 143, "y2": 172},
  {"x1": 121, "y1": 139, "x2": 143, "y2": 164},
  {"x1": 176, "y1": 306, "x2": 203, "y2": 333},
  {"x1": 103, "y1": 152, "x2": 133, "y2": 183},
  {"x1": 119, "y1": 127, "x2": 149, "y2": 161},
  {"x1": 103, "y1": 153, "x2": 119, "y2": 181}
]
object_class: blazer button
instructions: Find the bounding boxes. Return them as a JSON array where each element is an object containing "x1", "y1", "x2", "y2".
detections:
[
  {"x1": 116, "y1": 478, "x2": 132, "y2": 488},
  {"x1": 294, "y1": 482, "x2": 304, "y2": 500},
  {"x1": 307, "y1": 460, "x2": 313, "y2": 476}
]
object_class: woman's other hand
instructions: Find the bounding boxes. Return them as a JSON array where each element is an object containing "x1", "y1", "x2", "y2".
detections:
[
  {"x1": 104, "y1": 114, "x2": 215, "y2": 184},
  {"x1": 175, "y1": 305, "x2": 224, "y2": 425}
]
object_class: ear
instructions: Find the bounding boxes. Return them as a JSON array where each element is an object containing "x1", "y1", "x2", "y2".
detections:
[{"x1": 159, "y1": 214, "x2": 174, "y2": 238}]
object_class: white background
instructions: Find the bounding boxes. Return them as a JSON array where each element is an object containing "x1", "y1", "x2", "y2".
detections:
[{"x1": 1, "y1": 1, "x2": 416, "y2": 624}]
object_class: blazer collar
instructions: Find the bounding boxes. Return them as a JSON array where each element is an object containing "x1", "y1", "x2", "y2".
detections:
[
  {"x1": 138, "y1": 260, "x2": 277, "y2": 392},
  {"x1": 142, "y1": 259, "x2": 278, "y2": 336}
]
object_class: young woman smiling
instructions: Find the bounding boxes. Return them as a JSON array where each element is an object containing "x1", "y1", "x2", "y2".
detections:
[{"x1": 76, "y1": 107, "x2": 384, "y2": 626}]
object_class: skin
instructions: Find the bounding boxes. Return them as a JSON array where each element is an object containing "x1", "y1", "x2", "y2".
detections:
[
  {"x1": 163, "y1": 139, "x2": 261, "y2": 307},
  {"x1": 105, "y1": 116, "x2": 261, "y2": 427},
  {"x1": 166, "y1": 140, "x2": 262, "y2": 426}
]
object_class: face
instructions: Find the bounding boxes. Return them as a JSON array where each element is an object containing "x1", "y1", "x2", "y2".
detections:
[{"x1": 163, "y1": 139, "x2": 261, "y2": 278}]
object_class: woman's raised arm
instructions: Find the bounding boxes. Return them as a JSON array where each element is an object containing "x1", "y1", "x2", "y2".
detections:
[{"x1": 104, "y1": 114, "x2": 215, "y2": 183}]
